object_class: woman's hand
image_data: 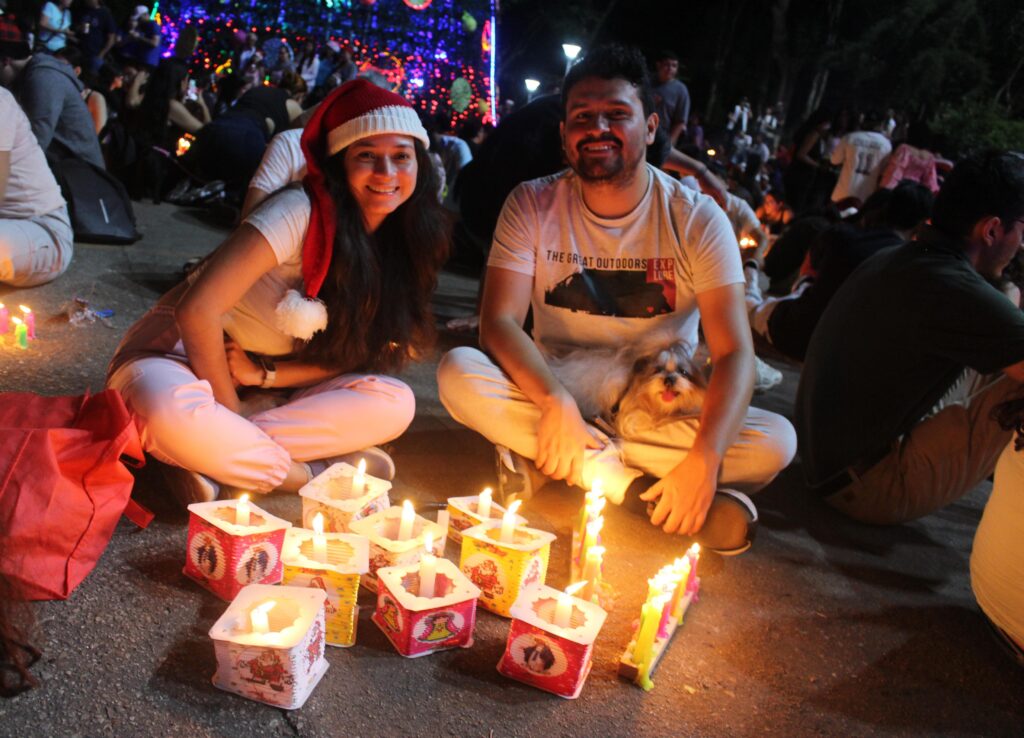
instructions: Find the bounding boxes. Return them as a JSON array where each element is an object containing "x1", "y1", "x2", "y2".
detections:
[{"x1": 225, "y1": 340, "x2": 263, "y2": 387}]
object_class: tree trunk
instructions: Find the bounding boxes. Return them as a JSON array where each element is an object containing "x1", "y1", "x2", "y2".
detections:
[
  {"x1": 801, "y1": 0, "x2": 844, "y2": 121},
  {"x1": 770, "y1": 0, "x2": 794, "y2": 116},
  {"x1": 704, "y1": 0, "x2": 748, "y2": 123}
]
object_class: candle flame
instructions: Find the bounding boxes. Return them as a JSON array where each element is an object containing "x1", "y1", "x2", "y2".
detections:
[
  {"x1": 402, "y1": 499, "x2": 414, "y2": 516},
  {"x1": 18, "y1": 305, "x2": 30, "y2": 314},
  {"x1": 253, "y1": 601, "x2": 275, "y2": 617},
  {"x1": 586, "y1": 517, "x2": 603, "y2": 537},
  {"x1": 424, "y1": 530, "x2": 434, "y2": 553},
  {"x1": 564, "y1": 580, "x2": 587, "y2": 597},
  {"x1": 590, "y1": 478, "x2": 604, "y2": 496},
  {"x1": 312, "y1": 512, "x2": 324, "y2": 535},
  {"x1": 11, "y1": 317, "x2": 22, "y2": 325},
  {"x1": 357, "y1": 458, "x2": 367, "y2": 476},
  {"x1": 587, "y1": 545, "x2": 605, "y2": 558},
  {"x1": 239, "y1": 493, "x2": 249, "y2": 504},
  {"x1": 479, "y1": 487, "x2": 492, "y2": 502},
  {"x1": 506, "y1": 498, "x2": 523, "y2": 516},
  {"x1": 689, "y1": 543, "x2": 701, "y2": 556}
]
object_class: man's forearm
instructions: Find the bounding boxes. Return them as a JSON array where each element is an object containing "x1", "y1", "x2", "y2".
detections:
[
  {"x1": 687, "y1": 348, "x2": 754, "y2": 462},
  {"x1": 480, "y1": 316, "x2": 569, "y2": 409}
]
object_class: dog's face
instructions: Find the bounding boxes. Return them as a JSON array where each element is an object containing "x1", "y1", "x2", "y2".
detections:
[{"x1": 624, "y1": 343, "x2": 706, "y2": 420}]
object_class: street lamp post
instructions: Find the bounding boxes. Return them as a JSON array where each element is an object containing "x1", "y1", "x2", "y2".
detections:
[
  {"x1": 524, "y1": 78, "x2": 540, "y2": 102},
  {"x1": 562, "y1": 43, "x2": 581, "y2": 76}
]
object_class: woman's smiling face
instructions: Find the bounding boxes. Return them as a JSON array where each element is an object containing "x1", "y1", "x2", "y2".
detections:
[{"x1": 343, "y1": 134, "x2": 419, "y2": 233}]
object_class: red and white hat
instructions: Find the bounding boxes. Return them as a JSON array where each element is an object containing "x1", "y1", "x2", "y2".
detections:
[{"x1": 276, "y1": 79, "x2": 429, "y2": 340}]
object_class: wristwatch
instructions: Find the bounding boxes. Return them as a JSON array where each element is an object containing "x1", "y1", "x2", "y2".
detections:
[{"x1": 258, "y1": 356, "x2": 277, "y2": 388}]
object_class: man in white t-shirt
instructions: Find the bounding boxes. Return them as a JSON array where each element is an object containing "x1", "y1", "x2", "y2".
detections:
[
  {"x1": 0, "y1": 86, "x2": 74, "y2": 286},
  {"x1": 437, "y1": 45, "x2": 795, "y2": 551},
  {"x1": 830, "y1": 112, "x2": 893, "y2": 205}
]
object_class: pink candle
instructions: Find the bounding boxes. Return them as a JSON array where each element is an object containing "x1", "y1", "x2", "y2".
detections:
[{"x1": 0, "y1": 304, "x2": 8, "y2": 334}]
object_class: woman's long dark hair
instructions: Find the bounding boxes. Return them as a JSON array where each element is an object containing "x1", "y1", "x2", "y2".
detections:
[
  {"x1": 132, "y1": 59, "x2": 188, "y2": 147},
  {"x1": 298, "y1": 140, "x2": 449, "y2": 372}
]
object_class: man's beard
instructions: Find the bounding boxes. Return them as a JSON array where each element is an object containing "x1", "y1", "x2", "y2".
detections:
[{"x1": 570, "y1": 135, "x2": 643, "y2": 184}]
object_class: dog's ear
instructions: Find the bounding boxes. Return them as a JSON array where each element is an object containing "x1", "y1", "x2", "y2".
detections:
[{"x1": 632, "y1": 356, "x2": 651, "y2": 375}]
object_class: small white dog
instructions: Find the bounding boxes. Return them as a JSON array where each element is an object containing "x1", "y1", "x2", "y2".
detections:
[{"x1": 547, "y1": 335, "x2": 707, "y2": 437}]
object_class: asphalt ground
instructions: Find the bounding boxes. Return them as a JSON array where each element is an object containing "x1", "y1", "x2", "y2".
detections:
[{"x1": 1, "y1": 202, "x2": 1022, "y2": 737}]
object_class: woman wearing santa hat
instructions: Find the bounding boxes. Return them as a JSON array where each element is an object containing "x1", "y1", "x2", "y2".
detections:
[{"x1": 106, "y1": 79, "x2": 448, "y2": 504}]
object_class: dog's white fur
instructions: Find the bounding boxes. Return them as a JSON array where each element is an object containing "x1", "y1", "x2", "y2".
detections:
[{"x1": 547, "y1": 333, "x2": 707, "y2": 437}]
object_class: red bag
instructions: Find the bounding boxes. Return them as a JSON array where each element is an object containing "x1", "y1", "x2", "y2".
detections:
[{"x1": 0, "y1": 390, "x2": 151, "y2": 601}]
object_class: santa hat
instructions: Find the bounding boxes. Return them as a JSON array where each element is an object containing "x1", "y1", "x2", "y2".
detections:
[{"x1": 275, "y1": 79, "x2": 429, "y2": 341}]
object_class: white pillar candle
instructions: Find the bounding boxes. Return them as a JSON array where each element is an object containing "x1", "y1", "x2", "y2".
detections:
[
  {"x1": 499, "y1": 499, "x2": 523, "y2": 544},
  {"x1": 353, "y1": 458, "x2": 367, "y2": 494},
  {"x1": 419, "y1": 531, "x2": 437, "y2": 598},
  {"x1": 398, "y1": 499, "x2": 415, "y2": 541},
  {"x1": 235, "y1": 493, "x2": 251, "y2": 526},
  {"x1": 476, "y1": 487, "x2": 493, "y2": 519},
  {"x1": 250, "y1": 601, "x2": 275, "y2": 634},
  {"x1": 554, "y1": 581, "x2": 587, "y2": 628},
  {"x1": 312, "y1": 512, "x2": 327, "y2": 564}
]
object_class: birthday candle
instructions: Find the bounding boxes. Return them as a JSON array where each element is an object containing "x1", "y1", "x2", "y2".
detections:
[
  {"x1": 631, "y1": 597, "x2": 662, "y2": 673},
  {"x1": 580, "y1": 545, "x2": 604, "y2": 601},
  {"x1": 669, "y1": 558, "x2": 691, "y2": 620},
  {"x1": 19, "y1": 306, "x2": 34, "y2": 340},
  {"x1": 353, "y1": 458, "x2": 367, "y2": 493},
  {"x1": 0, "y1": 304, "x2": 8, "y2": 333},
  {"x1": 12, "y1": 318, "x2": 27, "y2": 350},
  {"x1": 553, "y1": 580, "x2": 587, "y2": 628},
  {"x1": 250, "y1": 601, "x2": 275, "y2": 634},
  {"x1": 686, "y1": 544, "x2": 701, "y2": 594}
]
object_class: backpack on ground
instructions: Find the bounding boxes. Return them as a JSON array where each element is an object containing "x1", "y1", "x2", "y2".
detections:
[{"x1": 51, "y1": 157, "x2": 142, "y2": 245}]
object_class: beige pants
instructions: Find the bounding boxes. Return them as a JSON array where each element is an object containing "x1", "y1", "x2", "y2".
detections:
[
  {"x1": 437, "y1": 346, "x2": 797, "y2": 500},
  {"x1": 0, "y1": 206, "x2": 74, "y2": 287},
  {"x1": 825, "y1": 373, "x2": 1024, "y2": 525}
]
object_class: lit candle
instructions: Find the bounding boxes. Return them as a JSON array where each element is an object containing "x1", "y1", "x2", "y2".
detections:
[
  {"x1": 397, "y1": 499, "x2": 415, "y2": 541},
  {"x1": 353, "y1": 458, "x2": 367, "y2": 494},
  {"x1": 11, "y1": 318, "x2": 27, "y2": 349},
  {"x1": 669, "y1": 558, "x2": 691, "y2": 620},
  {"x1": 631, "y1": 596, "x2": 662, "y2": 668},
  {"x1": 580, "y1": 545, "x2": 604, "y2": 601},
  {"x1": 0, "y1": 303, "x2": 8, "y2": 333},
  {"x1": 249, "y1": 600, "x2": 275, "y2": 635},
  {"x1": 476, "y1": 487, "x2": 493, "y2": 519},
  {"x1": 419, "y1": 531, "x2": 437, "y2": 598},
  {"x1": 656, "y1": 572, "x2": 675, "y2": 637},
  {"x1": 18, "y1": 305, "x2": 34, "y2": 340},
  {"x1": 499, "y1": 499, "x2": 523, "y2": 544},
  {"x1": 311, "y1": 512, "x2": 327, "y2": 564},
  {"x1": 686, "y1": 543, "x2": 701, "y2": 593},
  {"x1": 235, "y1": 493, "x2": 251, "y2": 526},
  {"x1": 554, "y1": 580, "x2": 587, "y2": 628}
]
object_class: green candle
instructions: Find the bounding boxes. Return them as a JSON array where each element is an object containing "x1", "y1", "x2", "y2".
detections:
[{"x1": 13, "y1": 319, "x2": 27, "y2": 349}]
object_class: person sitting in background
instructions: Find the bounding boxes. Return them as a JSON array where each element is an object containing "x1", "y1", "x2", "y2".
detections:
[
  {"x1": 972, "y1": 399, "x2": 1024, "y2": 669},
  {"x1": 0, "y1": 86, "x2": 74, "y2": 286},
  {"x1": 746, "y1": 181, "x2": 933, "y2": 362},
  {"x1": 296, "y1": 40, "x2": 319, "y2": 90},
  {"x1": 796, "y1": 151, "x2": 1024, "y2": 525},
  {"x1": 756, "y1": 189, "x2": 793, "y2": 235},
  {"x1": 54, "y1": 45, "x2": 106, "y2": 133},
  {"x1": 878, "y1": 121, "x2": 941, "y2": 194},
  {"x1": 74, "y1": 0, "x2": 116, "y2": 74},
  {"x1": 0, "y1": 38, "x2": 104, "y2": 168}
]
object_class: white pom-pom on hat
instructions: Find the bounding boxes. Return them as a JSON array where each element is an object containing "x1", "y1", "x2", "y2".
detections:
[{"x1": 276, "y1": 289, "x2": 328, "y2": 340}]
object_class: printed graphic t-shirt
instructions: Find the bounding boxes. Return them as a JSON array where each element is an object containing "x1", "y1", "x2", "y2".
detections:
[{"x1": 489, "y1": 164, "x2": 743, "y2": 354}]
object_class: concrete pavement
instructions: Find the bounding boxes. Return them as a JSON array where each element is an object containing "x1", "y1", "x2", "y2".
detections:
[{"x1": 1, "y1": 202, "x2": 1022, "y2": 737}]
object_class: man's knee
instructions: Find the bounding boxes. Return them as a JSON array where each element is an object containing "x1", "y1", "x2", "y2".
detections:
[
  {"x1": 437, "y1": 346, "x2": 488, "y2": 418},
  {"x1": 748, "y1": 412, "x2": 798, "y2": 484}
]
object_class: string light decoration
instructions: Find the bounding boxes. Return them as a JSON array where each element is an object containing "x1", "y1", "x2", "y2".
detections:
[{"x1": 155, "y1": 0, "x2": 497, "y2": 125}]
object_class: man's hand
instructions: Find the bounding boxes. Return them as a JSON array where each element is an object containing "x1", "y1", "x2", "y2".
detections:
[
  {"x1": 225, "y1": 340, "x2": 263, "y2": 388},
  {"x1": 535, "y1": 391, "x2": 605, "y2": 487},
  {"x1": 639, "y1": 449, "x2": 720, "y2": 534}
]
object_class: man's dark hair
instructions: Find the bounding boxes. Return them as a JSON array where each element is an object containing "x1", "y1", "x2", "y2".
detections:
[
  {"x1": 654, "y1": 49, "x2": 678, "y2": 63},
  {"x1": 561, "y1": 43, "x2": 654, "y2": 118},
  {"x1": 932, "y1": 151, "x2": 1024, "y2": 240},
  {"x1": 0, "y1": 39, "x2": 30, "y2": 61}
]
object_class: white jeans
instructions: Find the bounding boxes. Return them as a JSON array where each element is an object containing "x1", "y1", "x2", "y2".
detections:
[
  {"x1": 108, "y1": 357, "x2": 415, "y2": 491},
  {"x1": 437, "y1": 346, "x2": 797, "y2": 500}
]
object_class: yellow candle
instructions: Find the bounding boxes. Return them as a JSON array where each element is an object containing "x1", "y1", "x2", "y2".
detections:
[
  {"x1": 476, "y1": 487, "x2": 493, "y2": 519},
  {"x1": 312, "y1": 512, "x2": 327, "y2": 564},
  {"x1": 632, "y1": 599, "x2": 661, "y2": 667},
  {"x1": 353, "y1": 458, "x2": 367, "y2": 493},
  {"x1": 419, "y1": 531, "x2": 437, "y2": 598},
  {"x1": 250, "y1": 601, "x2": 275, "y2": 634},
  {"x1": 397, "y1": 499, "x2": 415, "y2": 541},
  {"x1": 581, "y1": 545, "x2": 604, "y2": 600},
  {"x1": 499, "y1": 499, "x2": 523, "y2": 544},
  {"x1": 554, "y1": 581, "x2": 587, "y2": 628},
  {"x1": 670, "y1": 558, "x2": 691, "y2": 619},
  {"x1": 235, "y1": 493, "x2": 251, "y2": 526}
]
